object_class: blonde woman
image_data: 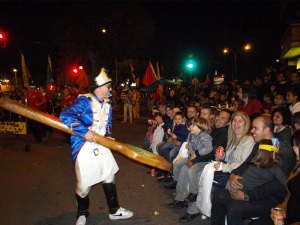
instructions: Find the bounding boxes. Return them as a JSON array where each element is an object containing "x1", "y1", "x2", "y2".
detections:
[
  {"x1": 197, "y1": 111, "x2": 255, "y2": 219},
  {"x1": 214, "y1": 111, "x2": 255, "y2": 174}
]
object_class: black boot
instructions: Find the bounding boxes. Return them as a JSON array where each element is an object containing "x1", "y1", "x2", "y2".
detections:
[
  {"x1": 75, "y1": 194, "x2": 90, "y2": 218},
  {"x1": 102, "y1": 183, "x2": 120, "y2": 214}
]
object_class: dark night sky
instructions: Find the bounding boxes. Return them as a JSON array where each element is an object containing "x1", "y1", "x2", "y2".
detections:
[{"x1": 0, "y1": 0, "x2": 288, "y2": 84}]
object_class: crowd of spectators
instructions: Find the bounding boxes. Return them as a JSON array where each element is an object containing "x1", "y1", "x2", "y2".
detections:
[
  {"x1": 143, "y1": 67, "x2": 300, "y2": 224},
  {"x1": 1, "y1": 66, "x2": 300, "y2": 224}
]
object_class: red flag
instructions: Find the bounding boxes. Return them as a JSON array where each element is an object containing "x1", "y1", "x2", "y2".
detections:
[
  {"x1": 142, "y1": 61, "x2": 157, "y2": 86},
  {"x1": 204, "y1": 74, "x2": 211, "y2": 86}
]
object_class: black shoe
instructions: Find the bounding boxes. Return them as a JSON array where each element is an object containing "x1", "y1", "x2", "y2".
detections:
[
  {"x1": 165, "y1": 181, "x2": 177, "y2": 189},
  {"x1": 164, "y1": 176, "x2": 174, "y2": 183},
  {"x1": 179, "y1": 213, "x2": 200, "y2": 222},
  {"x1": 157, "y1": 175, "x2": 165, "y2": 182},
  {"x1": 185, "y1": 193, "x2": 197, "y2": 203},
  {"x1": 169, "y1": 200, "x2": 188, "y2": 209}
]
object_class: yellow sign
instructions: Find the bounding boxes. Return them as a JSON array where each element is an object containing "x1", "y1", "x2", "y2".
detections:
[{"x1": 0, "y1": 122, "x2": 27, "y2": 134}]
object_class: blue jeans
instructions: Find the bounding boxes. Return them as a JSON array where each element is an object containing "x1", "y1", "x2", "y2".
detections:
[
  {"x1": 157, "y1": 142, "x2": 174, "y2": 157},
  {"x1": 211, "y1": 189, "x2": 275, "y2": 225},
  {"x1": 160, "y1": 145, "x2": 181, "y2": 163}
]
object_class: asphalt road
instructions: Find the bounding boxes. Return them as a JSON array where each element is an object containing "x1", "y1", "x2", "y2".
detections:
[{"x1": 0, "y1": 106, "x2": 212, "y2": 225}]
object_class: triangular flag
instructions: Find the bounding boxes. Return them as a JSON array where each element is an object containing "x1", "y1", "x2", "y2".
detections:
[
  {"x1": 130, "y1": 64, "x2": 134, "y2": 74},
  {"x1": 204, "y1": 74, "x2": 211, "y2": 86},
  {"x1": 142, "y1": 61, "x2": 157, "y2": 86},
  {"x1": 156, "y1": 62, "x2": 161, "y2": 80},
  {"x1": 75, "y1": 68, "x2": 89, "y2": 90},
  {"x1": 89, "y1": 52, "x2": 101, "y2": 77},
  {"x1": 20, "y1": 51, "x2": 31, "y2": 88},
  {"x1": 156, "y1": 62, "x2": 163, "y2": 97},
  {"x1": 47, "y1": 54, "x2": 53, "y2": 84}
]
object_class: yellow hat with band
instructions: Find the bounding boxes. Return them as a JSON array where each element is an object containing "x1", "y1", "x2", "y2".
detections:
[{"x1": 259, "y1": 144, "x2": 279, "y2": 153}]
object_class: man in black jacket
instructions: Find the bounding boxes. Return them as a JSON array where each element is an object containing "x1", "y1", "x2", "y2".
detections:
[{"x1": 211, "y1": 116, "x2": 288, "y2": 225}]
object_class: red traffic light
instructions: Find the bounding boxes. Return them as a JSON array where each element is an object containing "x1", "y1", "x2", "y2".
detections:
[
  {"x1": 0, "y1": 31, "x2": 6, "y2": 48},
  {"x1": 48, "y1": 83, "x2": 56, "y2": 91},
  {"x1": 71, "y1": 66, "x2": 79, "y2": 76}
]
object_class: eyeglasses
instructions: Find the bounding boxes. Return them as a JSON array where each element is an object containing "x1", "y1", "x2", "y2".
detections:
[{"x1": 105, "y1": 83, "x2": 112, "y2": 88}]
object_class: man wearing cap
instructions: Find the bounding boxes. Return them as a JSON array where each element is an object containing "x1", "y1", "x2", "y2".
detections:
[{"x1": 60, "y1": 68, "x2": 133, "y2": 225}]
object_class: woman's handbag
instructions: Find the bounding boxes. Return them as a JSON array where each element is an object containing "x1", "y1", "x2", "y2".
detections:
[{"x1": 212, "y1": 171, "x2": 230, "y2": 188}]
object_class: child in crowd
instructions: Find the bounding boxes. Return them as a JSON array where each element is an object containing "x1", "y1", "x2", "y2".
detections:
[
  {"x1": 162, "y1": 111, "x2": 189, "y2": 163},
  {"x1": 143, "y1": 108, "x2": 159, "y2": 150},
  {"x1": 249, "y1": 132, "x2": 300, "y2": 225},
  {"x1": 150, "y1": 112, "x2": 165, "y2": 154},
  {"x1": 167, "y1": 112, "x2": 188, "y2": 144},
  {"x1": 262, "y1": 92, "x2": 273, "y2": 114},
  {"x1": 156, "y1": 111, "x2": 189, "y2": 182},
  {"x1": 168, "y1": 117, "x2": 212, "y2": 205},
  {"x1": 272, "y1": 92, "x2": 287, "y2": 111},
  {"x1": 229, "y1": 139, "x2": 287, "y2": 195},
  {"x1": 286, "y1": 87, "x2": 300, "y2": 114}
]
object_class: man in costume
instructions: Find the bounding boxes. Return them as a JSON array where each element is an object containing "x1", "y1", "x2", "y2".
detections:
[{"x1": 60, "y1": 68, "x2": 133, "y2": 225}]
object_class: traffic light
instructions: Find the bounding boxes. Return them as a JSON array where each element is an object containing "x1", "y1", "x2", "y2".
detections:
[
  {"x1": 186, "y1": 59, "x2": 196, "y2": 71},
  {"x1": 71, "y1": 66, "x2": 79, "y2": 76},
  {"x1": 0, "y1": 31, "x2": 7, "y2": 48},
  {"x1": 48, "y1": 83, "x2": 55, "y2": 91}
]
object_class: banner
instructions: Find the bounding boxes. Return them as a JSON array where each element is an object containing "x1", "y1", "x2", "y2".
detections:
[
  {"x1": 0, "y1": 121, "x2": 27, "y2": 134},
  {"x1": 47, "y1": 54, "x2": 53, "y2": 84},
  {"x1": 20, "y1": 52, "x2": 31, "y2": 88}
]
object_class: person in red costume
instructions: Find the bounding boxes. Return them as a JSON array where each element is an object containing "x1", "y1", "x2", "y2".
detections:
[
  {"x1": 237, "y1": 85, "x2": 262, "y2": 121},
  {"x1": 27, "y1": 85, "x2": 46, "y2": 143}
]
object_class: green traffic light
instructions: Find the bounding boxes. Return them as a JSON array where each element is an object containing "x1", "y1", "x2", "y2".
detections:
[
  {"x1": 186, "y1": 59, "x2": 196, "y2": 71},
  {"x1": 187, "y1": 63, "x2": 194, "y2": 69}
]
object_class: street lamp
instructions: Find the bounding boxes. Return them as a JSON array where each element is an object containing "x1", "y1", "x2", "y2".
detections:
[
  {"x1": 13, "y1": 68, "x2": 18, "y2": 87},
  {"x1": 223, "y1": 43, "x2": 252, "y2": 79}
]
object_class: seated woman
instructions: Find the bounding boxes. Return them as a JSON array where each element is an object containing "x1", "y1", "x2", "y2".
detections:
[
  {"x1": 196, "y1": 111, "x2": 255, "y2": 219},
  {"x1": 213, "y1": 111, "x2": 255, "y2": 191}
]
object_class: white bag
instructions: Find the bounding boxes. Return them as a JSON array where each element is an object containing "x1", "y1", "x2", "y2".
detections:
[
  {"x1": 196, "y1": 162, "x2": 215, "y2": 217},
  {"x1": 173, "y1": 141, "x2": 189, "y2": 164}
]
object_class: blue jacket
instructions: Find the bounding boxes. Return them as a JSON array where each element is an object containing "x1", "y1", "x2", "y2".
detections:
[{"x1": 60, "y1": 94, "x2": 112, "y2": 163}]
